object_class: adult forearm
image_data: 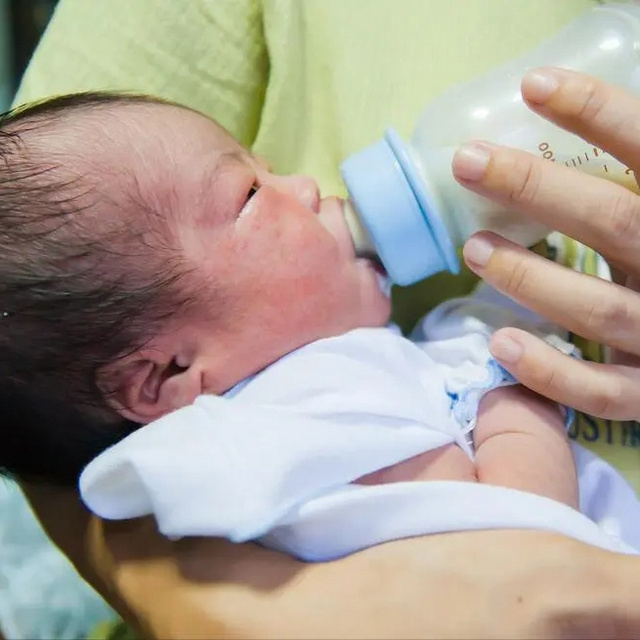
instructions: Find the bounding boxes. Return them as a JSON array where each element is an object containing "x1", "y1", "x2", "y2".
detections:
[
  {"x1": 87, "y1": 517, "x2": 640, "y2": 639},
  {"x1": 21, "y1": 481, "x2": 640, "y2": 639}
]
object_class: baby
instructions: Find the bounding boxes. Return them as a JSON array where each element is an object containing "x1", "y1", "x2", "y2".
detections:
[{"x1": 2, "y1": 93, "x2": 638, "y2": 559}]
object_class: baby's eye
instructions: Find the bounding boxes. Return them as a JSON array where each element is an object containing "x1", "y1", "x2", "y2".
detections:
[
  {"x1": 245, "y1": 184, "x2": 259, "y2": 204},
  {"x1": 237, "y1": 184, "x2": 260, "y2": 222}
]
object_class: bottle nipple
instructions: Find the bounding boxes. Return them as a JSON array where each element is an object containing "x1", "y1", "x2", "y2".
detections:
[
  {"x1": 342, "y1": 199, "x2": 377, "y2": 258},
  {"x1": 343, "y1": 199, "x2": 391, "y2": 296}
]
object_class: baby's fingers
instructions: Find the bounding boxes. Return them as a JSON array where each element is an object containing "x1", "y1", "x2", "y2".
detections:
[{"x1": 490, "y1": 328, "x2": 640, "y2": 421}]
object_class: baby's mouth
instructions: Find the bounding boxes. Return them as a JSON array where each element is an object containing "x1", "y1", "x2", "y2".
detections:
[
  {"x1": 355, "y1": 249, "x2": 391, "y2": 298},
  {"x1": 356, "y1": 247, "x2": 386, "y2": 276}
]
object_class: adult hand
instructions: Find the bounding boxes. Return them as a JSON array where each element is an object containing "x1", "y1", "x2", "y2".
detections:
[{"x1": 453, "y1": 68, "x2": 640, "y2": 420}]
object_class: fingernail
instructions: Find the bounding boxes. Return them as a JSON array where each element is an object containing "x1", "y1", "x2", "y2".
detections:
[
  {"x1": 522, "y1": 69, "x2": 560, "y2": 104},
  {"x1": 452, "y1": 142, "x2": 492, "y2": 181},
  {"x1": 463, "y1": 234, "x2": 495, "y2": 268},
  {"x1": 491, "y1": 335, "x2": 524, "y2": 364}
]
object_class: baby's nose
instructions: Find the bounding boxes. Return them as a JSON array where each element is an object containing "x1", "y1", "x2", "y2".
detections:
[{"x1": 271, "y1": 175, "x2": 320, "y2": 212}]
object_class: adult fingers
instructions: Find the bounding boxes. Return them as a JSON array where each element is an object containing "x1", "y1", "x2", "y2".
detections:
[
  {"x1": 521, "y1": 68, "x2": 640, "y2": 173},
  {"x1": 489, "y1": 327, "x2": 640, "y2": 421},
  {"x1": 452, "y1": 141, "x2": 640, "y2": 277},
  {"x1": 462, "y1": 232, "x2": 640, "y2": 359}
]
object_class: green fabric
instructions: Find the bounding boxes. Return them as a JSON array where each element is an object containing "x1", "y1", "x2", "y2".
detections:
[
  {"x1": 15, "y1": 0, "x2": 600, "y2": 327},
  {"x1": 17, "y1": 0, "x2": 600, "y2": 186}
]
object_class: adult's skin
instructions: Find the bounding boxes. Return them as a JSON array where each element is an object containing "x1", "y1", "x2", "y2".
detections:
[
  {"x1": 24, "y1": 482, "x2": 640, "y2": 639},
  {"x1": 456, "y1": 68, "x2": 640, "y2": 422}
]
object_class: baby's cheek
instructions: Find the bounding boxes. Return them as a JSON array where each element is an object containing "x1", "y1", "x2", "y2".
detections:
[
  {"x1": 247, "y1": 228, "x2": 338, "y2": 288},
  {"x1": 255, "y1": 264, "x2": 345, "y2": 339}
]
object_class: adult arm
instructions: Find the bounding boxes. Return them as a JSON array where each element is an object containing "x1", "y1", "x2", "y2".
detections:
[
  {"x1": 75, "y1": 511, "x2": 640, "y2": 639},
  {"x1": 19, "y1": 482, "x2": 640, "y2": 639},
  {"x1": 19, "y1": 482, "x2": 134, "y2": 623}
]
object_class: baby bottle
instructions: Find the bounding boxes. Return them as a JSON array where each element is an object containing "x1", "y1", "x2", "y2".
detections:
[{"x1": 341, "y1": 1, "x2": 640, "y2": 286}]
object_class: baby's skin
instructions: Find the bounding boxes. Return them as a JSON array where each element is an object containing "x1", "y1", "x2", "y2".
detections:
[{"x1": 358, "y1": 385, "x2": 578, "y2": 510}]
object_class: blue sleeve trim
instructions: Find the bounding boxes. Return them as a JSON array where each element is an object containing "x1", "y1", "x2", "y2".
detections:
[{"x1": 448, "y1": 358, "x2": 575, "y2": 449}]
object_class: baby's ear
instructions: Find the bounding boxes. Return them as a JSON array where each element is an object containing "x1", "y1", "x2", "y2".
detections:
[{"x1": 100, "y1": 352, "x2": 203, "y2": 424}]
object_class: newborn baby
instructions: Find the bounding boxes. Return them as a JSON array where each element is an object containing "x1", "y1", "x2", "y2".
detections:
[{"x1": 1, "y1": 93, "x2": 638, "y2": 559}]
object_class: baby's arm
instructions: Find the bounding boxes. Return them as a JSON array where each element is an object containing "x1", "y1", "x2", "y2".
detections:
[
  {"x1": 473, "y1": 386, "x2": 579, "y2": 509},
  {"x1": 358, "y1": 386, "x2": 579, "y2": 511}
]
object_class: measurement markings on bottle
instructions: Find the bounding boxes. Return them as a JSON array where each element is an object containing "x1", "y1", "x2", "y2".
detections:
[{"x1": 537, "y1": 142, "x2": 634, "y2": 175}]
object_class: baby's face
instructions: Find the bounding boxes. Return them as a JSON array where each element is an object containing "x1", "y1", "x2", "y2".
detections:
[{"x1": 113, "y1": 103, "x2": 391, "y2": 392}]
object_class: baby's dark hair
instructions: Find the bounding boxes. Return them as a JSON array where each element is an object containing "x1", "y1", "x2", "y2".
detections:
[{"x1": 0, "y1": 92, "x2": 194, "y2": 485}]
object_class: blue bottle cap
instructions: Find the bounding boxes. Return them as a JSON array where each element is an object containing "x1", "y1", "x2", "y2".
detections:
[{"x1": 340, "y1": 128, "x2": 459, "y2": 286}]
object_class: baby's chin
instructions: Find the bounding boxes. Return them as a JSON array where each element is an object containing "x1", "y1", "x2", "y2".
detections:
[
  {"x1": 312, "y1": 296, "x2": 390, "y2": 344},
  {"x1": 355, "y1": 290, "x2": 393, "y2": 331},
  {"x1": 371, "y1": 296, "x2": 393, "y2": 327}
]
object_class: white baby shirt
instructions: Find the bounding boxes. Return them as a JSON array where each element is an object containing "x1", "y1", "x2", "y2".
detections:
[{"x1": 80, "y1": 285, "x2": 640, "y2": 559}]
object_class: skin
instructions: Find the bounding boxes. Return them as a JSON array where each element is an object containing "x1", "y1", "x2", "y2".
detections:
[
  {"x1": 358, "y1": 386, "x2": 578, "y2": 509},
  {"x1": 17, "y1": 71, "x2": 640, "y2": 637},
  {"x1": 24, "y1": 480, "x2": 640, "y2": 640},
  {"x1": 451, "y1": 68, "x2": 640, "y2": 421}
]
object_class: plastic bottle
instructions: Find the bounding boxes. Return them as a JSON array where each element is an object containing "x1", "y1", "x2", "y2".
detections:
[{"x1": 340, "y1": 1, "x2": 640, "y2": 286}]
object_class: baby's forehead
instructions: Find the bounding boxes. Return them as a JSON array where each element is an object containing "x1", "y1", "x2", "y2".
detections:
[
  {"x1": 97, "y1": 102, "x2": 239, "y2": 161},
  {"x1": 31, "y1": 100, "x2": 237, "y2": 168},
  {"x1": 67, "y1": 102, "x2": 242, "y2": 193},
  {"x1": 3, "y1": 96, "x2": 252, "y2": 259},
  {"x1": 80, "y1": 103, "x2": 252, "y2": 234}
]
